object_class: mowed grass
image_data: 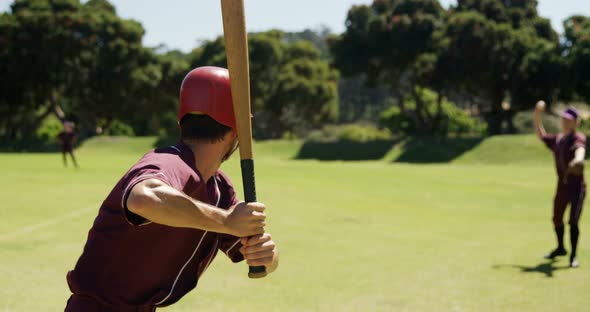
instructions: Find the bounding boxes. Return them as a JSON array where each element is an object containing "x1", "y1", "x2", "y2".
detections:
[{"x1": 0, "y1": 135, "x2": 589, "y2": 311}]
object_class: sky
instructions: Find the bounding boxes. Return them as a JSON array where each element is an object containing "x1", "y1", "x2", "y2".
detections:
[{"x1": 1, "y1": 0, "x2": 589, "y2": 52}]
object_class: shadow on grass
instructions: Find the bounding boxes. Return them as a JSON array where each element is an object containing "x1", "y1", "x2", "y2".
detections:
[
  {"x1": 296, "y1": 140, "x2": 400, "y2": 161},
  {"x1": 492, "y1": 260, "x2": 570, "y2": 278},
  {"x1": 0, "y1": 139, "x2": 67, "y2": 153},
  {"x1": 393, "y1": 137, "x2": 484, "y2": 163},
  {"x1": 295, "y1": 137, "x2": 486, "y2": 162}
]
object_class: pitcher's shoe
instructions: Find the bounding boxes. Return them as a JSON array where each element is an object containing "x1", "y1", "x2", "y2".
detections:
[
  {"x1": 544, "y1": 248, "x2": 567, "y2": 259},
  {"x1": 570, "y1": 256, "x2": 579, "y2": 268}
]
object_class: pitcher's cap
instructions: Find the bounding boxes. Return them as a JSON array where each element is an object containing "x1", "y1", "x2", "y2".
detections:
[{"x1": 560, "y1": 107, "x2": 579, "y2": 120}]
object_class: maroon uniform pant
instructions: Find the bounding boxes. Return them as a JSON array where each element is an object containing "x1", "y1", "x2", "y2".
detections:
[
  {"x1": 65, "y1": 295, "x2": 156, "y2": 312},
  {"x1": 553, "y1": 182, "x2": 586, "y2": 227}
]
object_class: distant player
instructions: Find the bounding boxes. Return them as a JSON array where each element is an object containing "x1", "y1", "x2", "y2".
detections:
[
  {"x1": 58, "y1": 121, "x2": 79, "y2": 168},
  {"x1": 65, "y1": 67, "x2": 279, "y2": 311},
  {"x1": 534, "y1": 101, "x2": 586, "y2": 267}
]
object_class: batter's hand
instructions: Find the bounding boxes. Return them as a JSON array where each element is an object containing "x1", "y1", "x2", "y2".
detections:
[
  {"x1": 224, "y1": 202, "x2": 266, "y2": 237},
  {"x1": 240, "y1": 233, "x2": 279, "y2": 273}
]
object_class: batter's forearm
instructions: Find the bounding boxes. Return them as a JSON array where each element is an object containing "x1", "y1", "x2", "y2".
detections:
[{"x1": 127, "y1": 179, "x2": 229, "y2": 233}]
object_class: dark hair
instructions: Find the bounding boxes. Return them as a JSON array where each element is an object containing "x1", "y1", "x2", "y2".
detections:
[{"x1": 180, "y1": 114, "x2": 232, "y2": 143}]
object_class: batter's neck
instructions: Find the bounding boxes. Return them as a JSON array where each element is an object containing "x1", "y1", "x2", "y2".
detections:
[{"x1": 184, "y1": 141, "x2": 223, "y2": 182}]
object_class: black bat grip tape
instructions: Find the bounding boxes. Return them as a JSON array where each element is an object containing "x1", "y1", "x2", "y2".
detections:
[{"x1": 241, "y1": 159, "x2": 267, "y2": 278}]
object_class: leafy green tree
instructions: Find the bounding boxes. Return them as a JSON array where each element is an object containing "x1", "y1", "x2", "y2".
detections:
[
  {"x1": 444, "y1": 0, "x2": 561, "y2": 133},
  {"x1": 68, "y1": 0, "x2": 162, "y2": 134},
  {"x1": 380, "y1": 87, "x2": 486, "y2": 136},
  {"x1": 140, "y1": 50, "x2": 190, "y2": 137},
  {"x1": 267, "y1": 42, "x2": 339, "y2": 137},
  {"x1": 191, "y1": 31, "x2": 338, "y2": 139},
  {"x1": 562, "y1": 16, "x2": 590, "y2": 104},
  {"x1": 0, "y1": 0, "x2": 182, "y2": 142},
  {"x1": 332, "y1": 0, "x2": 563, "y2": 135},
  {"x1": 330, "y1": 0, "x2": 447, "y2": 134},
  {"x1": 455, "y1": 0, "x2": 557, "y2": 41},
  {"x1": 283, "y1": 26, "x2": 332, "y2": 60},
  {"x1": 0, "y1": 0, "x2": 87, "y2": 140}
]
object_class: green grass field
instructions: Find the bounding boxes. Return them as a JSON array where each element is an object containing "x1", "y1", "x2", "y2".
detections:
[{"x1": 1, "y1": 135, "x2": 588, "y2": 311}]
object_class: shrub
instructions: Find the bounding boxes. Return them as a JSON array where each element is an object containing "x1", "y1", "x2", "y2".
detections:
[
  {"x1": 105, "y1": 119, "x2": 135, "y2": 136},
  {"x1": 36, "y1": 116, "x2": 63, "y2": 142},
  {"x1": 281, "y1": 131, "x2": 299, "y2": 140},
  {"x1": 442, "y1": 102, "x2": 487, "y2": 136},
  {"x1": 307, "y1": 123, "x2": 392, "y2": 143},
  {"x1": 153, "y1": 112, "x2": 180, "y2": 147},
  {"x1": 578, "y1": 117, "x2": 590, "y2": 134},
  {"x1": 378, "y1": 106, "x2": 416, "y2": 135},
  {"x1": 512, "y1": 110, "x2": 560, "y2": 134},
  {"x1": 379, "y1": 88, "x2": 486, "y2": 137}
]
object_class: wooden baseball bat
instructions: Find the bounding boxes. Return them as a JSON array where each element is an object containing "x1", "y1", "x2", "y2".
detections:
[{"x1": 220, "y1": 0, "x2": 267, "y2": 279}]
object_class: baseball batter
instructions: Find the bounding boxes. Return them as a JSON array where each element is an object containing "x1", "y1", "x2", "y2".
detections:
[
  {"x1": 534, "y1": 101, "x2": 585, "y2": 268},
  {"x1": 65, "y1": 67, "x2": 279, "y2": 311}
]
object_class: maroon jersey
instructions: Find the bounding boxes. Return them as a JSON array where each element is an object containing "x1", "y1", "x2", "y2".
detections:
[
  {"x1": 542, "y1": 132, "x2": 587, "y2": 183},
  {"x1": 67, "y1": 143, "x2": 243, "y2": 308},
  {"x1": 58, "y1": 131, "x2": 76, "y2": 150}
]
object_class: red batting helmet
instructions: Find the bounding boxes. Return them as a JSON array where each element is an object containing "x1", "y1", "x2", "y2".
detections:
[{"x1": 178, "y1": 66, "x2": 236, "y2": 129}]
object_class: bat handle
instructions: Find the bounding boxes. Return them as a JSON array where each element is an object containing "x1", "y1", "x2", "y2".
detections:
[{"x1": 241, "y1": 159, "x2": 268, "y2": 279}]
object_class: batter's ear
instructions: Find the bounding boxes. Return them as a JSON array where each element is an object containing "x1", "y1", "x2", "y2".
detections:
[{"x1": 224, "y1": 129, "x2": 237, "y2": 141}]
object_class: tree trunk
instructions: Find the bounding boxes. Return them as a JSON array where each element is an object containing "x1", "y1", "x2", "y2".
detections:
[
  {"x1": 435, "y1": 91, "x2": 443, "y2": 120},
  {"x1": 394, "y1": 87, "x2": 425, "y2": 135},
  {"x1": 411, "y1": 87, "x2": 431, "y2": 135},
  {"x1": 506, "y1": 109, "x2": 516, "y2": 134},
  {"x1": 28, "y1": 100, "x2": 56, "y2": 139},
  {"x1": 5, "y1": 118, "x2": 17, "y2": 140},
  {"x1": 104, "y1": 117, "x2": 114, "y2": 133},
  {"x1": 487, "y1": 89, "x2": 505, "y2": 135},
  {"x1": 396, "y1": 91, "x2": 406, "y2": 112},
  {"x1": 431, "y1": 90, "x2": 444, "y2": 136}
]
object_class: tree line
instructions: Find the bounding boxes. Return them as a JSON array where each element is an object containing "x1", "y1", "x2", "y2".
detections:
[
  {"x1": 330, "y1": 0, "x2": 590, "y2": 134},
  {"x1": 0, "y1": 0, "x2": 337, "y2": 143},
  {"x1": 1, "y1": 0, "x2": 590, "y2": 145}
]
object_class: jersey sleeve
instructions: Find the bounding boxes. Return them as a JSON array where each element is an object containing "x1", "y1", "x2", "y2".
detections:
[
  {"x1": 219, "y1": 176, "x2": 244, "y2": 263},
  {"x1": 218, "y1": 234, "x2": 244, "y2": 263},
  {"x1": 216, "y1": 170, "x2": 239, "y2": 208},
  {"x1": 121, "y1": 163, "x2": 175, "y2": 226},
  {"x1": 575, "y1": 133, "x2": 587, "y2": 149},
  {"x1": 541, "y1": 134, "x2": 557, "y2": 150},
  {"x1": 214, "y1": 171, "x2": 244, "y2": 262}
]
